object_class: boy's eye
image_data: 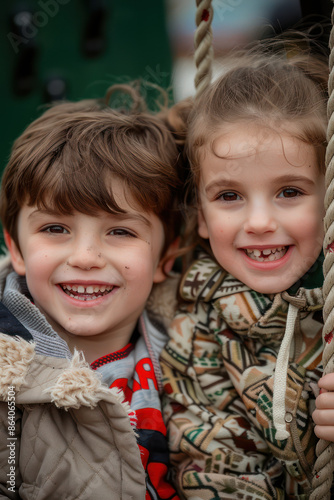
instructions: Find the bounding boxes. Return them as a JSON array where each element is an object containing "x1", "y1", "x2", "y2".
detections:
[
  {"x1": 218, "y1": 191, "x2": 241, "y2": 202},
  {"x1": 109, "y1": 228, "x2": 135, "y2": 237},
  {"x1": 278, "y1": 188, "x2": 302, "y2": 198},
  {"x1": 42, "y1": 225, "x2": 68, "y2": 234}
]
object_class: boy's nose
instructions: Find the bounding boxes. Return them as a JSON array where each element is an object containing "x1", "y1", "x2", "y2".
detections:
[
  {"x1": 66, "y1": 242, "x2": 106, "y2": 270},
  {"x1": 243, "y1": 203, "x2": 278, "y2": 234}
]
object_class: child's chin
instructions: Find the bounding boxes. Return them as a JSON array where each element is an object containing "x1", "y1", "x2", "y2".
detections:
[{"x1": 241, "y1": 276, "x2": 293, "y2": 295}]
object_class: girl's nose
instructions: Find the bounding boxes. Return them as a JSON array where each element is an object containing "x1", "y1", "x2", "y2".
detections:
[{"x1": 243, "y1": 202, "x2": 278, "y2": 234}]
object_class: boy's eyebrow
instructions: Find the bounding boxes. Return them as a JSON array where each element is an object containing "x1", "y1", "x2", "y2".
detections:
[
  {"x1": 28, "y1": 208, "x2": 64, "y2": 219},
  {"x1": 204, "y1": 174, "x2": 316, "y2": 195},
  {"x1": 112, "y1": 212, "x2": 152, "y2": 227},
  {"x1": 28, "y1": 208, "x2": 152, "y2": 227}
]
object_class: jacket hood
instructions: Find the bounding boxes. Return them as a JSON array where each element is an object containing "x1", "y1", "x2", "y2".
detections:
[{"x1": 0, "y1": 333, "x2": 130, "y2": 412}]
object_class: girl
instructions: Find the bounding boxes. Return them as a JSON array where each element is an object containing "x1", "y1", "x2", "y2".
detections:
[{"x1": 160, "y1": 48, "x2": 328, "y2": 499}]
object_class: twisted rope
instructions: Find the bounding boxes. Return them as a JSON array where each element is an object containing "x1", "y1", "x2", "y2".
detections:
[
  {"x1": 310, "y1": 5, "x2": 334, "y2": 498},
  {"x1": 194, "y1": 0, "x2": 214, "y2": 98},
  {"x1": 193, "y1": 2, "x2": 334, "y2": 496}
]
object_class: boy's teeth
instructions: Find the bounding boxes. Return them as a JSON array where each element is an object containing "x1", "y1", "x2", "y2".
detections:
[{"x1": 61, "y1": 284, "x2": 113, "y2": 300}]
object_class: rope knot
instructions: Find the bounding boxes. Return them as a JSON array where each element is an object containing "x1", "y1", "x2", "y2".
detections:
[{"x1": 281, "y1": 290, "x2": 307, "y2": 310}]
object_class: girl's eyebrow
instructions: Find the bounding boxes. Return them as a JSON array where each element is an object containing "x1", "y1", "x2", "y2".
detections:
[
  {"x1": 204, "y1": 173, "x2": 316, "y2": 196},
  {"x1": 204, "y1": 178, "x2": 242, "y2": 195},
  {"x1": 272, "y1": 174, "x2": 316, "y2": 187}
]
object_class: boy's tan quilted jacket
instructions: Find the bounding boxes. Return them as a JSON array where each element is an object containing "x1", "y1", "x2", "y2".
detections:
[{"x1": 0, "y1": 256, "x2": 179, "y2": 500}]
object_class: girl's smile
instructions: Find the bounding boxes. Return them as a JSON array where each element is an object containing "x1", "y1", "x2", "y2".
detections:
[{"x1": 243, "y1": 246, "x2": 288, "y2": 262}]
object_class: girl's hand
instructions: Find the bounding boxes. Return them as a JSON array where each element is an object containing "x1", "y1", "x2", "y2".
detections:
[{"x1": 313, "y1": 373, "x2": 334, "y2": 442}]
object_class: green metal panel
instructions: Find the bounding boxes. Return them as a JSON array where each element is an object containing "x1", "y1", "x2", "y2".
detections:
[{"x1": 1, "y1": 0, "x2": 173, "y2": 172}]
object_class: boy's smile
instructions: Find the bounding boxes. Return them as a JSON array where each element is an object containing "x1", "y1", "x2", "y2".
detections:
[
  {"x1": 198, "y1": 123, "x2": 325, "y2": 294},
  {"x1": 6, "y1": 181, "x2": 168, "y2": 359},
  {"x1": 59, "y1": 282, "x2": 115, "y2": 301}
]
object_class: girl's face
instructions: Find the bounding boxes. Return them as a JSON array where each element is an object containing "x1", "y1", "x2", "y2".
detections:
[{"x1": 197, "y1": 123, "x2": 325, "y2": 294}]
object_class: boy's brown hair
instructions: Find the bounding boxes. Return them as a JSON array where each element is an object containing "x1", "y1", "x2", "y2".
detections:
[{"x1": 0, "y1": 84, "x2": 182, "y2": 258}]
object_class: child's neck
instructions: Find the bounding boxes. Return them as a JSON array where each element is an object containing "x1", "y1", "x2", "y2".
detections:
[
  {"x1": 64, "y1": 332, "x2": 134, "y2": 364},
  {"x1": 46, "y1": 317, "x2": 136, "y2": 364}
]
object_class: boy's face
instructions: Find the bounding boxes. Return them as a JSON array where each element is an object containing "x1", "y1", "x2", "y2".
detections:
[
  {"x1": 198, "y1": 123, "x2": 325, "y2": 294},
  {"x1": 6, "y1": 179, "x2": 168, "y2": 347}
]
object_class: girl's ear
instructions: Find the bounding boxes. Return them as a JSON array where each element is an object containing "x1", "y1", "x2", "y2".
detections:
[
  {"x1": 198, "y1": 208, "x2": 209, "y2": 239},
  {"x1": 153, "y1": 237, "x2": 180, "y2": 284},
  {"x1": 4, "y1": 230, "x2": 26, "y2": 276}
]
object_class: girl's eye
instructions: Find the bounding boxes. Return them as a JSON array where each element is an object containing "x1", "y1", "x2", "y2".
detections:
[
  {"x1": 278, "y1": 188, "x2": 302, "y2": 198},
  {"x1": 42, "y1": 225, "x2": 68, "y2": 234},
  {"x1": 219, "y1": 191, "x2": 241, "y2": 202},
  {"x1": 109, "y1": 228, "x2": 135, "y2": 237}
]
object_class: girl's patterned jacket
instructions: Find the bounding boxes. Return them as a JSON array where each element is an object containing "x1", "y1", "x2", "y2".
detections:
[{"x1": 160, "y1": 253, "x2": 324, "y2": 500}]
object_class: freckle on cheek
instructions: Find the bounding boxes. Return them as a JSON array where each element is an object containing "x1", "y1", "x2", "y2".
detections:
[{"x1": 125, "y1": 266, "x2": 130, "y2": 269}]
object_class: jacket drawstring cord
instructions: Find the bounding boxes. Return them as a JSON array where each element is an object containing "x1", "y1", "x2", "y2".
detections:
[{"x1": 272, "y1": 291, "x2": 307, "y2": 441}]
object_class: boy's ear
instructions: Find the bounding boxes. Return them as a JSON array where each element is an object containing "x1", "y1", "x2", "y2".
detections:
[
  {"x1": 198, "y1": 208, "x2": 209, "y2": 239},
  {"x1": 4, "y1": 230, "x2": 26, "y2": 276},
  {"x1": 153, "y1": 237, "x2": 180, "y2": 284}
]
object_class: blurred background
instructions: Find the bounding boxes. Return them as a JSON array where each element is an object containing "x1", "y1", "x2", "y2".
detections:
[{"x1": 1, "y1": 0, "x2": 333, "y2": 175}]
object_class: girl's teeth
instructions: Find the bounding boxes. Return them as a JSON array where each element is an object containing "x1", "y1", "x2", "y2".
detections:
[{"x1": 245, "y1": 247, "x2": 287, "y2": 262}]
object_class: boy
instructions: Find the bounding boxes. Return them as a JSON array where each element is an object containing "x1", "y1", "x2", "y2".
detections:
[{"x1": 0, "y1": 87, "x2": 181, "y2": 499}]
